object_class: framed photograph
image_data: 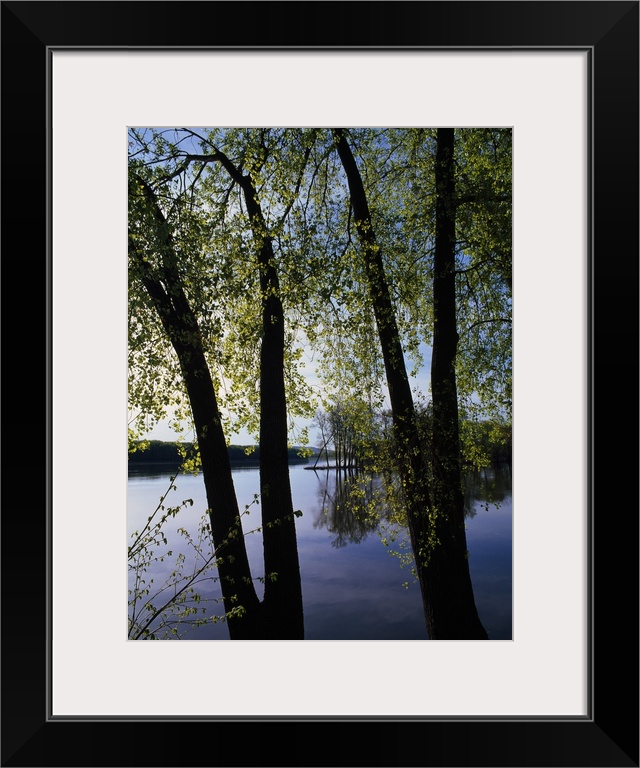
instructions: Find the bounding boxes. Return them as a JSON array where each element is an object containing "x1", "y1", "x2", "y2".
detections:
[{"x1": 2, "y1": 1, "x2": 637, "y2": 766}]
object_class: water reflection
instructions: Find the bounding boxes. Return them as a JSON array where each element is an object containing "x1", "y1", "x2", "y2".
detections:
[
  {"x1": 128, "y1": 462, "x2": 512, "y2": 640},
  {"x1": 464, "y1": 463, "x2": 512, "y2": 518},
  {"x1": 308, "y1": 464, "x2": 512, "y2": 537},
  {"x1": 311, "y1": 469, "x2": 385, "y2": 547}
]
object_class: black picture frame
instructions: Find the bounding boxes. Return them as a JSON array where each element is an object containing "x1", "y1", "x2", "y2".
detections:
[{"x1": 2, "y1": 2, "x2": 638, "y2": 766}]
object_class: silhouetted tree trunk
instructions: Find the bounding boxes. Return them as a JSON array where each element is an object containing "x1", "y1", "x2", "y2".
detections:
[
  {"x1": 130, "y1": 176, "x2": 262, "y2": 639},
  {"x1": 333, "y1": 128, "x2": 487, "y2": 639},
  {"x1": 222, "y1": 157, "x2": 305, "y2": 639},
  {"x1": 428, "y1": 128, "x2": 487, "y2": 639}
]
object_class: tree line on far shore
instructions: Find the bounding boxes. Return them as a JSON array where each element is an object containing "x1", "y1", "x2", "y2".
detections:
[
  {"x1": 128, "y1": 408, "x2": 511, "y2": 472},
  {"x1": 128, "y1": 440, "x2": 314, "y2": 467}
]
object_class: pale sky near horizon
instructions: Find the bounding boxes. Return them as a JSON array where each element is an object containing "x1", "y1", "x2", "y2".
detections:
[{"x1": 138, "y1": 341, "x2": 433, "y2": 447}]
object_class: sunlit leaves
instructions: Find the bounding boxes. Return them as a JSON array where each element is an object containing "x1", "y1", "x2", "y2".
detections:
[{"x1": 128, "y1": 474, "x2": 266, "y2": 640}]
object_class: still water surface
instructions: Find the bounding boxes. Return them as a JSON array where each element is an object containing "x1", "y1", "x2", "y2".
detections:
[{"x1": 128, "y1": 463, "x2": 512, "y2": 640}]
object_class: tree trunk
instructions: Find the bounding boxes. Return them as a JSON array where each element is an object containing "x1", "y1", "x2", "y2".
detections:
[
  {"x1": 129, "y1": 178, "x2": 262, "y2": 638},
  {"x1": 333, "y1": 128, "x2": 487, "y2": 639},
  {"x1": 429, "y1": 128, "x2": 487, "y2": 638},
  {"x1": 333, "y1": 129, "x2": 434, "y2": 630},
  {"x1": 239, "y1": 174, "x2": 305, "y2": 640},
  {"x1": 167, "y1": 320, "x2": 264, "y2": 639}
]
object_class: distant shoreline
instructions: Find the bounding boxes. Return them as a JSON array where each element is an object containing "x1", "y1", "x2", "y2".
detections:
[{"x1": 128, "y1": 440, "x2": 318, "y2": 469}]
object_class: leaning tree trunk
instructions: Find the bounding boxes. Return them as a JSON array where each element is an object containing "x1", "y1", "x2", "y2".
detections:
[
  {"x1": 333, "y1": 128, "x2": 487, "y2": 639},
  {"x1": 428, "y1": 128, "x2": 487, "y2": 639},
  {"x1": 162, "y1": 317, "x2": 265, "y2": 639},
  {"x1": 333, "y1": 129, "x2": 434, "y2": 632},
  {"x1": 129, "y1": 176, "x2": 261, "y2": 639}
]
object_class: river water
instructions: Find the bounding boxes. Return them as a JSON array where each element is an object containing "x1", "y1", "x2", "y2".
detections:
[{"x1": 128, "y1": 462, "x2": 512, "y2": 640}]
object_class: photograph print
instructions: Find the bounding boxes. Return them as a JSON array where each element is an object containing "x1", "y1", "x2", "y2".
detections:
[{"x1": 127, "y1": 127, "x2": 512, "y2": 641}]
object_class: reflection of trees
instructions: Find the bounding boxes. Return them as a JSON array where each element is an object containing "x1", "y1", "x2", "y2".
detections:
[
  {"x1": 463, "y1": 462, "x2": 512, "y2": 518},
  {"x1": 312, "y1": 470, "x2": 385, "y2": 547},
  {"x1": 309, "y1": 461, "x2": 512, "y2": 547},
  {"x1": 311, "y1": 398, "x2": 382, "y2": 472}
]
